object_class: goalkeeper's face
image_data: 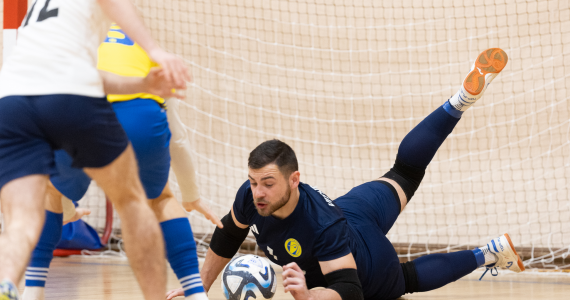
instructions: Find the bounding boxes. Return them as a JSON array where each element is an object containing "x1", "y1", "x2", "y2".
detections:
[{"x1": 249, "y1": 163, "x2": 295, "y2": 217}]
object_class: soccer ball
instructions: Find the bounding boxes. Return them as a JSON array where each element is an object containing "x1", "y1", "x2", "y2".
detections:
[{"x1": 221, "y1": 254, "x2": 277, "y2": 300}]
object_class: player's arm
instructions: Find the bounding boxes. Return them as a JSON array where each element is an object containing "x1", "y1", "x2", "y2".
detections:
[
  {"x1": 283, "y1": 254, "x2": 363, "y2": 300},
  {"x1": 203, "y1": 207, "x2": 249, "y2": 290},
  {"x1": 98, "y1": 69, "x2": 184, "y2": 99},
  {"x1": 96, "y1": 0, "x2": 190, "y2": 86},
  {"x1": 166, "y1": 98, "x2": 223, "y2": 228}
]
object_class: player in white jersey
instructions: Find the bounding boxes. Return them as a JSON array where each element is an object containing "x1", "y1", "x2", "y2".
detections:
[{"x1": 0, "y1": 1, "x2": 190, "y2": 299}]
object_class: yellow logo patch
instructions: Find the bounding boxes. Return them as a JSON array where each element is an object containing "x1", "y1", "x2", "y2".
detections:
[{"x1": 285, "y1": 238, "x2": 302, "y2": 257}]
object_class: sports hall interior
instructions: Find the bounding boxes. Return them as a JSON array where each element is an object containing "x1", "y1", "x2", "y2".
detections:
[{"x1": 0, "y1": 0, "x2": 569, "y2": 299}]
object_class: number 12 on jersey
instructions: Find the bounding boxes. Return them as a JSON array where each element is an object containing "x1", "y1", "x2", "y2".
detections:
[{"x1": 23, "y1": 0, "x2": 59, "y2": 27}]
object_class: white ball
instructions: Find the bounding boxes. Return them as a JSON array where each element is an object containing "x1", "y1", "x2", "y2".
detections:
[{"x1": 221, "y1": 254, "x2": 277, "y2": 300}]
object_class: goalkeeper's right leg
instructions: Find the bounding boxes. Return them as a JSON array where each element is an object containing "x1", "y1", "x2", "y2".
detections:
[{"x1": 381, "y1": 48, "x2": 508, "y2": 211}]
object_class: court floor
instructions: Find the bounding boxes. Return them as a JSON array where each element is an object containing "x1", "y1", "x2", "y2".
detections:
[{"x1": 23, "y1": 256, "x2": 570, "y2": 300}]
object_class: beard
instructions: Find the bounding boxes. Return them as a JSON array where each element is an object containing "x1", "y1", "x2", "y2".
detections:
[{"x1": 254, "y1": 185, "x2": 291, "y2": 217}]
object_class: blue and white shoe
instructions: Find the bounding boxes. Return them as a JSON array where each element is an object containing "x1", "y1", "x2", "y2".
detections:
[
  {"x1": 479, "y1": 233, "x2": 525, "y2": 280},
  {"x1": 0, "y1": 280, "x2": 19, "y2": 300},
  {"x1": 449, "y1": 48, "x2": 508, "y2": 111},
  {"x1": 488, "y1": 233, "x2": 525, "y2": 273}
]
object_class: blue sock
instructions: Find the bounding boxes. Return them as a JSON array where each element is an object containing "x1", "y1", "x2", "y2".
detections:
[
  {"x1": 472, "y1": 248, "x2": 486, "y2": 267},
  {"x1": 26, "y1": 211, "x2": 62, "y2": 287},
  {"x1": 413, "y1": 250, "x2": 478, "y2": 292},
  {"x1": 161, "y1": 218, "x2": 205, "y2": 297},
  {"x1": 396, "y1": 105, "x2": 461, "y2": 169},
  {"x1": 442, "y1": 100, "x2": 464, "y2": 118}
]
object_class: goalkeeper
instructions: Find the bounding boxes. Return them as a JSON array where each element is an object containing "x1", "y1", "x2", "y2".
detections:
[
  {"x1": 167, "y1": 48, "x2": 524, "y2": 300},
  {"x1": 21, "y1": 25, "x2": 221, "y2": 300}
]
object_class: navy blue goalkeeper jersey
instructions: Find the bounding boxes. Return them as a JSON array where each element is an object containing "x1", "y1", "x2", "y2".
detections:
[
  {"x1": 232, "y1": 181, "x2": 351, "y2": 288},
  {"x1": 232, "y1": 180, "x2": 408, "y2": 300}
]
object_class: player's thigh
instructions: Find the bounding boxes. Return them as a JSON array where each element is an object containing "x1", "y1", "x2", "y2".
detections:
[
  {"x1": 351, "y1": 225, "x2": 405, "y2": 300},
  {"x1": 335, "y1": 181, "x2": 401, "y2": 235},
  {"x1": 84, "y1": 144, "x2": 146, "y2": 210},
  {"x1": 112, "y1": 99, "x2": 171, "y2": 199},
  {"x1": 0, "y1": 96, "x2": 56, "y2": 190},
  {"x1": 50, "y1": 150, "x2": 91, "y2": 201}
]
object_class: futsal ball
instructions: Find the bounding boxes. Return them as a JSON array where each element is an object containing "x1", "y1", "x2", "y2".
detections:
[{"x1": 221, "y1": 254, "x2": 277, "y2": 300}]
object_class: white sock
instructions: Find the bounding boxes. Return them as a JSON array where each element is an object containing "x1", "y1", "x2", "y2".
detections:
[
  {"x1": 448, "y1": 89, "x2": 476, "y2": 112},
  {"x1": 186, "y1": 292, "x2": 208, "y2": 300},
  {"x1": 481, "y1": 245, "x2": 498, "y2": 265}
]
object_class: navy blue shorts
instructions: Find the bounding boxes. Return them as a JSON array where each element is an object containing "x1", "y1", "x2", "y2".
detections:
[
  {"x1": 51, "y1": 99, "x2": 171, "y2": 200},
  {"x1": 335, "y1": 181, "x2": 405, "y2": 300},
  {"x1": 0, "y1": 95, "x2": 128, "y2": 190}
]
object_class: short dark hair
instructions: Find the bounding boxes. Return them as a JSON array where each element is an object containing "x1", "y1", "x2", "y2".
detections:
[{"x1": 248, "y1": 139, "x2": 298, "y2": 176}]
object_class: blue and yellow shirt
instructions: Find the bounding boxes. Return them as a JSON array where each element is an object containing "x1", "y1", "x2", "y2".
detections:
[{"x1": 97, "y1": 24, "x2": 165, "y2": 105}]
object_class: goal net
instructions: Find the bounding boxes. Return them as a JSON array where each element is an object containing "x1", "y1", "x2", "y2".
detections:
[{"x1": 3, "y1": 0, "x2": 570, "y2": 270}]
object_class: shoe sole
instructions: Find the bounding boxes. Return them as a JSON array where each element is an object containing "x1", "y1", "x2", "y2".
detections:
[
  {"x1": 504, "y1": 233, "x2": 526, "y2": 272},
  {"x1": 463, "y1": 48, "x2": 508, "y2": 95}
]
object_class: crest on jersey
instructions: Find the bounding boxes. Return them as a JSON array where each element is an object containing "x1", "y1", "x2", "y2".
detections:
[
  {"x1": 104, "y1": 25, "x2": 135, "y2": 46},
  {"x1": 285, "y1": 238, "x2": 302, "y2": 257}
]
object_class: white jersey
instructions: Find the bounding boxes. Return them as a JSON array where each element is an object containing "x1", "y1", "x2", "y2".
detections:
[{"x1": 0, "y1": 0, "x2": 110, "y2": 98}]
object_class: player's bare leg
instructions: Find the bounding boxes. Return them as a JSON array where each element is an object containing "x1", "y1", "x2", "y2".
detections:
[
  {"x1": 21, "y1": 183, "x2": 65, "y2": 300},
  {"x1": 84, "y1": 145, "x2": 166, "y2": 300},
  {"x1": 148, "y1": 184, "x2": 208, "y2": 300},
  {"x1": 0, "y1": 175, "x2": 47, "y2": 292},
  {"x1": 43, "y1": 183, "x2": 63, "y2": 214},
  {"x1": 148, "y1": 184, "x2": 186, "y2": 222}
]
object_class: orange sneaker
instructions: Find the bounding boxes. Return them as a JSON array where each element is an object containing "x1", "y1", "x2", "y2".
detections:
[{"x1": 449, "y1": 48, "x2": 508, "y2": 111}]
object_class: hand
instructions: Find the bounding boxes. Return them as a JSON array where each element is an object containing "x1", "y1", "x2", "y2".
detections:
[
  {"x1": 282, "y1": 263, "x2": 311, "y2": 300},
  {"x1": 165, "y1": 287, "x2": 184, "y2": 300},
  {"x1": 63, "y1": 208, "x2": 91, "y2": 225},
  {"x1": 144, "y1": 67, "x2": 186, "y2": 99},
  {"x1": 147, "y1": 48, "x2": 192, "y2": 88},
  {"x1": 183, "y1": 199, "x2": 223, "y2": 229}
]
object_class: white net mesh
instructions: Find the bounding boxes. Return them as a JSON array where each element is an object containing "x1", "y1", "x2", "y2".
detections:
[{"x1": 3, "y1": 0, "x2": 570, "y2": 269}]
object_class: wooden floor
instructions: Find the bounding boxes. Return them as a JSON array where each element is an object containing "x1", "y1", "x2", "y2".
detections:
[{"x1": 21, "y1": 257, "x2": 570, "y2": 300}]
